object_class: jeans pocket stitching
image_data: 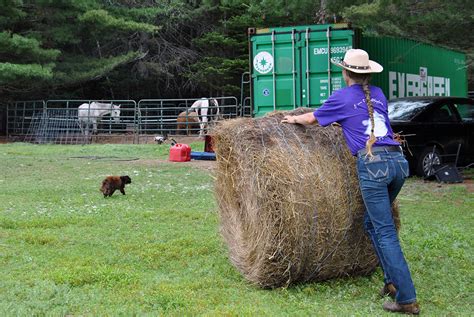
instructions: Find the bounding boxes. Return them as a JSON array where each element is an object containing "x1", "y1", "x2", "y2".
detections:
[
  {"x1": 397, "y1": 159, "x2": 410, "y2": 178},
  {"x1": 365, "y1": 162, "x2": 389, "y2": 181},
  {"x1": 367, "y1": 165, "x2": 389, "y2": 179}
]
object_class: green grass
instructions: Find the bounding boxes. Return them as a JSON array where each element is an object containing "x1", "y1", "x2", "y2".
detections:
[{"x1": 0, "y1": 143, "x2": 473, "y2": 316}]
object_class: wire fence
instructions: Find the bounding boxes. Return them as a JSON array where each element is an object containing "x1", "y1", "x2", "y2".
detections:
[
  {"x1": 23, "y1": 109, "x2": 86, "y2": 144},
  {"x1": 7, "y1": 96, "x2": 250, "y2": 144}
]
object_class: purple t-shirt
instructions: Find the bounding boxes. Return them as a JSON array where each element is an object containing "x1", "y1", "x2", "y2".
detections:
[{"x1": 314, "y1": 84, "x2": 400, "y2": 155}]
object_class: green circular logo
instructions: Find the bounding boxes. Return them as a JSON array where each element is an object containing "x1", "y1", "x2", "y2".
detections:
[{"x1": 253, "y1": 52, "x2": 274, "y2": 74}]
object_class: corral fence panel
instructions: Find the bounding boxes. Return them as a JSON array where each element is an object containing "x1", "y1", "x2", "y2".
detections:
[
  {"x1": 240, "y1": 72, "x2": 252, "y2": 117},
  {"x1": 7, "y1": 101, "x2": 46, "y2": 141},
  {"x1": 44, "y1": 100, "x2": 137, "y2": 144},
  {"x1": 137, "y1": 96, "x2": 240, "y2": 144},
  {"x1": 7, "y1": 100, "x2": 137, "y2": 144},
  {"x1": 242, "y1": 97, "x2": 252, "y2": 117},
  {"x1": 7, "y1": 96, "x2": 247, "y2": 144}
]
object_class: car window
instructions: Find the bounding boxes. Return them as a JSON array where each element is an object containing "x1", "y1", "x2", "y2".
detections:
[
  {"x1": 455, "y1": 103, "x2": 474, "y2": 122},
  {"x1": 388, "y1": 100, "x2": 430, "y2": 120},
  {"x1": 426, "y1": 104, "x2": 458, "y2": 122}
]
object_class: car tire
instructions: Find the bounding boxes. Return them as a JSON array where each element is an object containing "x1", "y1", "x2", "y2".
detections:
[{"x1": 417, "y1": 147, "x2": 442, "y2": 177}]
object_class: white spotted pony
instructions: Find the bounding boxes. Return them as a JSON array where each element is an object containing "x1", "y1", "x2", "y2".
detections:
[{"x1": 189, "y1": 98, "x2": 220, "y2": 137}]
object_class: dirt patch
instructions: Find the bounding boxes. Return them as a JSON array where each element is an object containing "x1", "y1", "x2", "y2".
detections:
[
  {"x1": 463, "y1": 179, "x2": 474, "y2": 193},
  {"x1": 403, "y1": 175, "x2": 474, "y2": 194},
  {"x1": 132, "y1": 158, "x2": 215, "y2": 171},
  {"x1": 136, "y1": 135, "x2": 203, "y2": 145},
  {"x1": 88, "y1": 135, "x2": 205, "y2": 145},
  {"x1": 2, "y1": 134, "x2": 204, "y2": 145}
]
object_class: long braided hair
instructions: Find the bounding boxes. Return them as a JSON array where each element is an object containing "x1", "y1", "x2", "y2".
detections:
[{"x1": 344, "y1": 69, "x2": 376, "y2": 156}]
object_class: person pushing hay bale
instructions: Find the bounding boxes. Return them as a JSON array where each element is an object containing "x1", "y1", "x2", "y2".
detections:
[{"x1": 213, "y1": 108, "x2": 400, "y2": 288}]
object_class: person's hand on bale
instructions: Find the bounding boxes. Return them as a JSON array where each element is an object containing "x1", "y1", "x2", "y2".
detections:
[
  {"x1": 281, "y1": 115, "x2": 296, "y2": 124},
  {"x1": 281, "y1": 112, "x2": 317, "y2": 125}
]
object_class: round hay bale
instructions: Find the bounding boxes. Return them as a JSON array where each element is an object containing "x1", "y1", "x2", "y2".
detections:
[{"x1": 213, "y1": 108, "x2": 400, "y2": 288}]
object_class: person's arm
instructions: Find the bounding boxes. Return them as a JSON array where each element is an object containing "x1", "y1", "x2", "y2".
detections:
[{"x1": 281, "y1": 112, "x2": 317, "y2": 125}]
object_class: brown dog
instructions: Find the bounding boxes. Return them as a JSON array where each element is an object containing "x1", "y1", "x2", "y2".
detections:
[{"x1": 100, "y1": 176, "x2": 132, "y2": 197}]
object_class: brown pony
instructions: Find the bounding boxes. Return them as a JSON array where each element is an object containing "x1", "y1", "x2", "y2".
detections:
[
  {"x1": 100, "y1": 175, "x2": 131, "y2": 197},
  {"x1": 176, "y1": 111, "x2": 200, "y2": 135}
]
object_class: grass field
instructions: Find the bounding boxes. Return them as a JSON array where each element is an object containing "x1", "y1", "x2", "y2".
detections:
[{"x1": 0, "y1": 143, "x2": 473, "y2": 316}]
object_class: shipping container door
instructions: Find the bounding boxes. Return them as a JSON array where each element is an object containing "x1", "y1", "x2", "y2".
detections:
[
  {"x1": 251, "y1": 29, "x2": 302, "y2": 116},
  {"x1": 300, "y1": 27, "x2": 354, "y2": 106}
]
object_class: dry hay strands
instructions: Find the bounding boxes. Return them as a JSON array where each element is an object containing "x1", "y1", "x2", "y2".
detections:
[{"x1": 213, "y1": 108, "x2": 400, "y2": 288}]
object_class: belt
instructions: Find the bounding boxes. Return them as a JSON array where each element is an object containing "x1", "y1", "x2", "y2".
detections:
[{"x1": 357, "y1": 145, "x2": 402, "y2": 156}]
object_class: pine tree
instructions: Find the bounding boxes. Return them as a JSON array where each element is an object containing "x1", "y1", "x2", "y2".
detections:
[{"x1": 0, "y1": 1, "x2": 60, "y2": 93}]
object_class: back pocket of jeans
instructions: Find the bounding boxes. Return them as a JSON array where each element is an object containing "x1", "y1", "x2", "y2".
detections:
[
  {"x1": 397, "y1": 159, "x2": 410, "y2": 178},
  {"x1": 364, "y1": 160, "x2": 389, "y2": 181}
]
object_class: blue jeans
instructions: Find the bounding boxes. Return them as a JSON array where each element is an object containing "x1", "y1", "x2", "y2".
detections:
[{"x1": 356, "y1": 149, "x2": 417, "y2": 304}]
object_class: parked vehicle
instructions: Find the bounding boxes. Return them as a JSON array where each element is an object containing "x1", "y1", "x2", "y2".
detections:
[{"x1": 388, "y1": 97, "x2": 474, "y2": 176}]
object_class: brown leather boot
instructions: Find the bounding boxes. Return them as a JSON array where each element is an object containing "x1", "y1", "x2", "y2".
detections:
[
  {"x1": 379, "y1": 283, "x2": 397, "y2": 299},
  {"x1": 383, "y1": 301, "x2": 420, "y2": 315}
]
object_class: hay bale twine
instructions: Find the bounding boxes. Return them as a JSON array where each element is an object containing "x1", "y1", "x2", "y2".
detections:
[{"x1": 213, "y1": 108, "x2": 400, "y2": 288}]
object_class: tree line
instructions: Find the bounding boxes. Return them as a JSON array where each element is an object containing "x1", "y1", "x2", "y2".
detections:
[{"x1": 1, "y1": 0, "x2": 472, "y2": 102}]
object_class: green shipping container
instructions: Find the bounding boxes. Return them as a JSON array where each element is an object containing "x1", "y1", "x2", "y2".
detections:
[{"x1": 249, "y1": 24, "x2": 467, "y2": 117}]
